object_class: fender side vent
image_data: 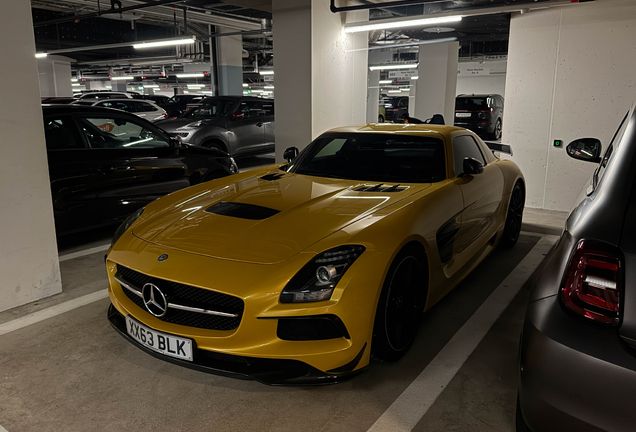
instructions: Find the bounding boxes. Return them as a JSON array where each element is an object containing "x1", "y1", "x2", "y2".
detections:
[
  {"x1": 205, "y1": 202, "x2": 279, "y2": 220},
  {"x1": 260, "y1": 173, "x2": 286, "y2": 181}
]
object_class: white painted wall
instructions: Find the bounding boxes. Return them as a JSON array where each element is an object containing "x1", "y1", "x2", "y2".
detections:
[
  {"x1": 456, "y1": 60, "x2": 507, "y2": 98},
  {"x1": 0, "y1": 1, "x2": 62, "y2": 312},
  {"x1": 272, "y1": 0, "x2": 368, "y2": 162},
  {"x1": 504, "y1": 0, "x2": 636, "y2": 211}
]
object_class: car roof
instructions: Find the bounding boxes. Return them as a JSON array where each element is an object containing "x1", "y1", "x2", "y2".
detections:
[
  {"x1": 456, "y1": 94, "x2": 500, "y2": 98},
  {"x1": 42, "y1": 104, "x2": 136, "y2": 114},
  {"x1": 94, "y1": 98, "x2": 157, "y2": 103},
  {"x1": 324, "y1": 123, "x2": 465, "y2": 137}
]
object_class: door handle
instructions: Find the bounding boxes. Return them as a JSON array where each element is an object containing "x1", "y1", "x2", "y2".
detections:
[{"x1": 256, "y1": 122, "x2": 264, "y2": 127}]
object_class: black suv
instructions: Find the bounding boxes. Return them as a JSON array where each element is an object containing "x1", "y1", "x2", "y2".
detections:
[
  {"x1": 43, "y1": 104, "x2": 237, "y2": 235},
  {"x1": 454, "y1": 94, "x2": 504, "y2": 140},
  {"x1": 382, "y1": 96, "x2": 410, "y2": 122}
]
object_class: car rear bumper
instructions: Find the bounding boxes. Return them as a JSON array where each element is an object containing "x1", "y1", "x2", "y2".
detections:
[
  {"x1": 108, "y1": 303, "x2": 363, "y2": 385},
  {"x1": 519, "y1": 295, "x2": 636, "y2": 432},
  {"x1": 454, "y1": 120, "x2": 492, "y2": 133}
]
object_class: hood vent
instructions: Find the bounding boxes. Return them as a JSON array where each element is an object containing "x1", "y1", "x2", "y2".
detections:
[
  {"x1": 205, "y1": 202, "x2": 280, "y2": 220},
  {"x1": 354, "y1": 184, "x2": 407, "y2": 193},
  {"x1": 260, "y1": 173, "x2": 286, "y2": 181}
]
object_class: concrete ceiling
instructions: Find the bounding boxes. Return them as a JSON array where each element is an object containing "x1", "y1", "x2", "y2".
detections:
[{"x1": 220, "y1": 0, "x2": 271, "y2": 13}]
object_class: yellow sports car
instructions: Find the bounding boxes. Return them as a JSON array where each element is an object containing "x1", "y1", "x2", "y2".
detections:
[{"x1": 106, "y1": 124, "x2": 524, "y2": 385}]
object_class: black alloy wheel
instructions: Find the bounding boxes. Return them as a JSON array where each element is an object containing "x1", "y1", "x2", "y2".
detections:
[
  {"x1": 493, "y1": 119, "x2": 502, "y2": 140},
  {"x1": 502, "y1": 182, "x2": 525, "y2": 247},
  {"x1": 373, "y1": 247, "x2": 427, "y2": 362}
]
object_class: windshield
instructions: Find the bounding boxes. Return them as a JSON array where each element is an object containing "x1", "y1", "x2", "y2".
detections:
[
  {"x1": 288, "y1": 133, "x2": 445, "y2": 183},
  {"x1": 456, "y1": 97, "x2": 488, "y2": 110},
  {"x1": 183, "y1": 99, "x2": 234, "y2": 119}
]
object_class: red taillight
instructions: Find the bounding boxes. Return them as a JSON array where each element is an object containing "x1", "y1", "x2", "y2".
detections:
[
  {"x1": 561, "y1": 240, "x2": 621, "y2": 325},
  {"x1": 162, "y1": 113, "x2": 167, "y2": 118}
]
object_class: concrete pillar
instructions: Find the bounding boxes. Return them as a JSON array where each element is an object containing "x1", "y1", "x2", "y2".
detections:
[
  {"x1": 367, "y1": 70, "x2": 380, "y2": 123},
  {"x1": 0, "y1": 0, "x2": 62, "y2": 312},
  {"x1": 37, "y1": 55, "x2": 74, "y2": 98},
  {"x1": 413, "y1": 41, "x2": 459, "y2": 125},
  {"x1": 112, "y1": 82, "x2": 128, "y2": 92},
  {"x1": 216, "y1": 26, "x2": 243, "y2": 96},
  {"x1": 272, "y1": 0, "x2": 369, "y2": 162}
]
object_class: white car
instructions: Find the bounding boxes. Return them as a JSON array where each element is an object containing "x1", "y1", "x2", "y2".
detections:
[
  {"x1": 72, "y1": 99, "x2": 168, "y2": 122},
  {"x1": 78, "y1": 91, "x2": 136, "y2": 100}
]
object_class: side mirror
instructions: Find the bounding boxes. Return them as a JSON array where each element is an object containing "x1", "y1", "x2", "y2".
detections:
[
  {"x1": 462, "y1": 157, "x2": 484, "y2": 176},
  {"x1": 566, "y1": 138, "x2": 602, "y2": 163},
  {"x1": 283, "y1": 147, "x2": 299, "y2": 162}
]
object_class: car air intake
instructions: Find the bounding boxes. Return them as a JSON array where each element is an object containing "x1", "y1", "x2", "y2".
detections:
[
  {"x1": 205, "y1": 201, "x2": 280, "y2": 220},
  {"x1": 260, "y1": 173, "x2": 286, "y2": 181},
  {"x1": 276, "y1": 315, "x2": 350, "y2": 341},
  {"x1": 353, "y1": 184, "x2": 406, "y2": 193}
]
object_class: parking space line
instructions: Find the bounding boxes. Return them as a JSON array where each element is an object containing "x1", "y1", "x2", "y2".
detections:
[
  {"x1": 367, "y1": 235, "x2": 558, "y2": 432},
  {"x1": 0, "y1": 290, "x2": 109, "y2": 337},
  {"x1": 0, "y1": 424, "x2": 8, "y2": 432},
  {"x1": 59, "y1": 244, "x2": 110, "y2": 262}
]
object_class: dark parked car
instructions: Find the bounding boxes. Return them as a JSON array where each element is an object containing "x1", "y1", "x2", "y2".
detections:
[
  {"x1": 454, "y1": 94, "x2": 504, "y2": 140},
  {"x1": 382, "y1": 96, "x2": 410, "y2": 122},
  {"x1": 161, "y1": 94, "x2": 205, "y2": 117},
  {"x1": 42, "y1": 104, "x2": 237, "y2": 235},
  {"x1": 156, "y1": 96, "x2": 275, "y2": 157},
  {"x1": 142, "y1": 95, "x2": 170, "y2": 105},
  {"x1": 517, "y1": 106, "x2": 636, "y2": 431}
]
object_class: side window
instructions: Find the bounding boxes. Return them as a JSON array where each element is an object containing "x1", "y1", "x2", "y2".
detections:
[
  {"x1": 315, "y1": 138, "x2": 347, "y2": 158},
  {"x1": 453, "y1": 135, "x2": 486, "y2": 177},
  {"x1": 78, "y1": 116, "x2": 170, "y2": 149},
  {"x1": 596, "y1": 114, "x2": 628, "y2": 186},
  {"x1": 44, "y1": 117, "x2": 85, "y2": 150},
  {"x1": 136, "y1": 102, "x2": 156, "y2": 112},
  {"x1": 237, "y1": 101, "x2": 259, "y2": 118},
  {"x1": 397, "y1": 98, "x2": 409, "y2": 107}
]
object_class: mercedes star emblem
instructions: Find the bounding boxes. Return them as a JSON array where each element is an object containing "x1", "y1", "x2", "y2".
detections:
[
  {"x1": 142, "y1": 283, "x2": 168, "y2": 317},
  {"x1": 157, "y1": 254, "x2": 169, "y2": 262}
]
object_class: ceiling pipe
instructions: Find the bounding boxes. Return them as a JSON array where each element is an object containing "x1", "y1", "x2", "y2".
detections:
[
  {"x1": 344, "y1": 0, "x2": 595, "y2": 30},
  {"x1": 331, "y1": 0, "x2": 449, "y2": 13},
  {"x1": 33, "y1": 0, "x2": 183, "y2": 27}
]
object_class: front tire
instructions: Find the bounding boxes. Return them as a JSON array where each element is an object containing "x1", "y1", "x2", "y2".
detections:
[
  {"x1": 501, "y1": 181, "x2": 525, "y2": 247},
  {"x1": 372, "y1": 246, "x2": 428, "y2": 362},
  {"x1": 378, "y1": 115, "x2": 385, "y2": 123}
]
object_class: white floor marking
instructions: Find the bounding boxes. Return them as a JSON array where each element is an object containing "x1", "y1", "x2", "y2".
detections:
[
  {"x1": 0, "y1": 424, "x2": 8, "y2": 432},
  {"x1": 367, "y1": 235, "x2": 558, "y2": 432},
  {"x1": 0, "y1": 290, "x2": 109, "y2": 337},
  {"x1": 59, "y1": 244, "x2": 110, "y2": 262}
]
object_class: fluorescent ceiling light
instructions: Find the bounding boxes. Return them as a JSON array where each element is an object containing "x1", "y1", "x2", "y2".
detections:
[
  {"x1": 369, "y1": 64, "x2": 418, "y2": 71},
  {"x1": 35, "y1": 53, "x2": 47, "y2": 58},
  {"x1": 133, "y1": 37, "x2": 195, "y2": 49},
  {"x1": 250, "y1": 90, "x2": 264, "y2": 93},
  {"x1": 243, "y1": 91, "x2": 248, "y2": 95},
  {"x1": 187, "y1": 84, "x2": 204, "y2": 88},
  {"x1": 201, "y1": 91, "x2": 213, "y2": 94},
  {"x1": 259, "y1": 70, "x2": 274, "y2": 75},
  {"x1": 242, "y1": 83, "x2": 249, "y2": 87},
  {"x1": 144, "y1": 84, "x2": 159, "y2": 88},
  {"x1": 379, "y1": 80, "x2": 392, "y2": 84},
  {"x1": 388, "y1": 90, "x2": 401, "y2": 93},
  {"x1": 411, "y1": 76, "x2": 419, "y2": 80},
  {"x1": 345, "y1": 15, "x2": 462, "y2": 33},
  {"x1": 111, "y1": 76, "x2": 134, "y2": 80},
  {"x1": 264, "y1": 85, "x2": 275, "y2": 89},
  {"x1": 71, "y1": 78, "x2": 78, "y2": 82},
  {"x1": 183, "y1": 90, "x2": 189, "y2": 94},
  {"x1": 176, "y1": 73, "x2": 204, "y2": 78},
  {"x1": 71, "y1": 83, "x2": 81, "y2": 87}
]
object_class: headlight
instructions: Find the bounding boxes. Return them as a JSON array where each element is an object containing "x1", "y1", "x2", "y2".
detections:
[
  {"x1": 280, "y1": 245, "x2": 365, "y2": 303},
  {"x1": 111, "y1": 207, "x2": 144, "y2": 247},
  {"x1": 229, "y1": 157, "x2": 238, "y2": 174}
]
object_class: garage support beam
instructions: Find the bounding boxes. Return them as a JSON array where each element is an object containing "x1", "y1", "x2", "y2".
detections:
[
  {"x1": 272, "y1": 0, "x2": 369, "y2": 162},
  {"x1": 413, "y1": 41, "x2": 459, "y2": 124},
  {"x1": 0, "y1": 1, "x2": 62, "y2": 312},
  {"x1": 367, "y1": 70, "x2": 380, "y2": 123},
  {"x1": 215, "y1": 26, "x2": 244, "y2": 96}
]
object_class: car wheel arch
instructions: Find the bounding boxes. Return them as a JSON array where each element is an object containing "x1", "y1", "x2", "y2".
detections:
[{"x1": 201, "y1": 138, "x2": 228, "y2": 153}]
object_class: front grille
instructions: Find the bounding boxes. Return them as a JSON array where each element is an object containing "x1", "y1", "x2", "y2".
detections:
[{"x1": 116, "y1": 265, "x2": 244, "y2": 331}]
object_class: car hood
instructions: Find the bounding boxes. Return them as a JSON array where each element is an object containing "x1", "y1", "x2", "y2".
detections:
[
  {"x1": 156, "y1": 118, "x2": 224, "y2": 133},
  {"x1": 132, "y1": 168, "x2": 431, "y2": 264}
]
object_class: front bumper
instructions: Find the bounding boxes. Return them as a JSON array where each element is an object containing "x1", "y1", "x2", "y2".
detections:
[
  {"x1": 519, "y1": 295, "x2": 636, "y2": 431},
  {"x1": 108, "y1": 304, "x2": 362, "y2": 385},
  {"x1": 106, "y1": 231, "x2": 387, "y2": 384}
]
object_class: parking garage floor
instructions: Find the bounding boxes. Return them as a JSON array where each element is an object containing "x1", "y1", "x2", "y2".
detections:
[{"x1": 0, "y1": 156, "x2": 568, "y2": 432}]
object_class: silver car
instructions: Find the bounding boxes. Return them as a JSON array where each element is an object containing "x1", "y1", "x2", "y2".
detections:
[
  {"x1": 517, "y1": 104, "x2": 636, "y2": 431},
  {"x1": 156, "y1": 96, "x2": 275, "y2": 157},
  {"x1": 72, "y1": 99, "x2": 167, "y2": 122}
]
